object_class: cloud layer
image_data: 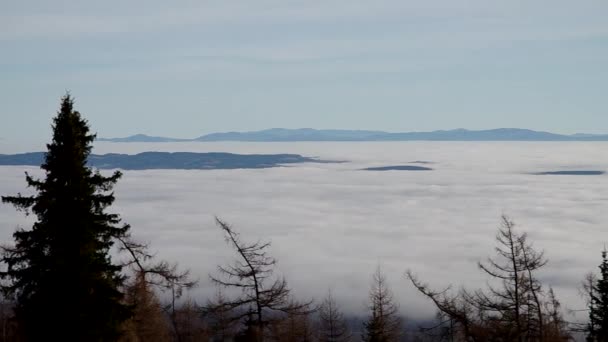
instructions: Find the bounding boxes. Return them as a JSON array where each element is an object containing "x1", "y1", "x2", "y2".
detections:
[{"x1": 1, "y1": 141, "x2": 607, "y2": 322}]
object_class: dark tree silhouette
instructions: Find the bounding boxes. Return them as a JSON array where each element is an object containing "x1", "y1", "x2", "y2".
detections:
[
  {"x1": 588, "y1": 249, "x2": 608, "y2": 341},
  {"x1": 1, "y1": 94, "x2": 131, "y2": 340},
  {"x1": 472, "y1": 215, "x2": 547, "y2": 341},
  {"x1": 318, "y1": 290, "x2": 351, "y2": 342},
  {"x1": 362, "y1": 267, "x2": 402, "y2": 342},
  {"x1": 208, "y1": 217, "x2": 312, "y2": 341},
  {"x1": 407, "y1": 216, "x2": 570, "y2": 342}
]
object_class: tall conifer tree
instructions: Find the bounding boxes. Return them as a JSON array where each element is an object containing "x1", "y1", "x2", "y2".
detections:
[
  {"x1": 1, "y1": 94, "x2": 131, "y2": 341},
  {"x1": 588, "y1": 250, "x2": 608, "y2": 342}
]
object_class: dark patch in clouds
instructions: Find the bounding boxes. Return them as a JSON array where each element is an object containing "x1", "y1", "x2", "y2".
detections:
[
  {"x1": 362, "y1": 165, "x2": 433, "y2": 171},
  {"x1": 533, "y1": 170, "x2": 605, "y2": 176}
]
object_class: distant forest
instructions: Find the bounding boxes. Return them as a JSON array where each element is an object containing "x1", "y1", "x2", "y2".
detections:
[{"x1": 0, "y1": 95, "x2": 606, "y2": 342}]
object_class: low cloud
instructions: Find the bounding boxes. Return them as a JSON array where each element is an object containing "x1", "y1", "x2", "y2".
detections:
[{"x1": 1, "y1": 141, "x2": 607, "y2": 322}]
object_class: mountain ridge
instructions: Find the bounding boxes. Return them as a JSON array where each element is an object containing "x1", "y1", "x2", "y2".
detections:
[{"x1": 98, "y1": 128, "x2": 608, "y2": 142}]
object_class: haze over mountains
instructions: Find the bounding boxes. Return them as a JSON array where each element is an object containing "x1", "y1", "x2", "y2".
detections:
[{"x1": 99, "y1": 128, "x2": 608, "y2": 142}]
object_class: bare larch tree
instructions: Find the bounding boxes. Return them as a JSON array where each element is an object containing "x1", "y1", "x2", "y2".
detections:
[
  {"x1": 472, "y1": 216, "x2": 547, "y2": 340},
  {"x1": 318, "y1": 290, "x2": 352, "y2": 342},
  {"x1": 117, "y1": 236, "x2": 197, "y2": 342},
  {"x1": 407, "y1": 216, "x2": 570, "y2": 342},
  {"x1": 208, "y1": 217, "x2": 312, "y2": 341},
  {"x1": 363, "y1": 267, "x2": 402, "y2": 342}
]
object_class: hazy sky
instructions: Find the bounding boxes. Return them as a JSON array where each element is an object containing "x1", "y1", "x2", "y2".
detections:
[{"x1": 2, "y1": 0, "x2": 608, "y2": 144}]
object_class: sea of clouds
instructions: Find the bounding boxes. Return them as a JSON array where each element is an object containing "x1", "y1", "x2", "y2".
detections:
[{"x1": 1, "y1": 141, "x2": 607, "y2": 323}]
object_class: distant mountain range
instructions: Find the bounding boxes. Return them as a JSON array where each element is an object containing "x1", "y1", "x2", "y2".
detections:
[
  {"x1": 98, "y1": 128, "x2": 608, "y2": 142},
  {"x1": 0, "y1": 152, "x2": 327, "y2": 170},
  {"x1": 98, "y1": 134, "x2": 190, "y2": 143}
]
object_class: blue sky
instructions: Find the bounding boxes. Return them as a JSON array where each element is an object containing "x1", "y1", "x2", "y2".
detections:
[{"x1": 1, "y1": 0, "x2": 607, "y2": 144}]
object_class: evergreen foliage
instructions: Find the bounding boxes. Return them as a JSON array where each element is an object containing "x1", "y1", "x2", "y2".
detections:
[
  {"x1": 1, "y1": 94, "x2": 131, "y2": 341},
  {"x1": 588, "y1": 250, "x2": 608, "y2": 342}
]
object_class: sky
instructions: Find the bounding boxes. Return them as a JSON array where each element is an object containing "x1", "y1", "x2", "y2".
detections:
[
  {"x1": 1, "y1": 0, "x2": 608, "y2": 145},
  {"x1": 2, "y1": 141, "x2": 606, "y2": 322}
]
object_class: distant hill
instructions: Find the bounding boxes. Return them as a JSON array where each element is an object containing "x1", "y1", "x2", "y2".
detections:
[
  {"x1": 99, "y1": 128, "x2": 608, "y2": 142},
  {"x1": 379, "y1": 128, "x2": 568, "y2": 141},
  {"x1": 0, "y1": 152, "x2": 328, "y2": 170},
  {"x1": 98, "y1": 134, "x2": 189, "y2": 143},
  {"x1": 196, "y1": 128, "x2": 387, "y2": 141}
]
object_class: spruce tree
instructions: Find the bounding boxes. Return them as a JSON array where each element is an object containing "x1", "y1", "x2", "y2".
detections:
[
  {"x1": 588, "y1": 250, "x2": 608, "y2": 342},
  {"x1": 1, "y1": 94, "x2": 131, "y2": 341}
]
